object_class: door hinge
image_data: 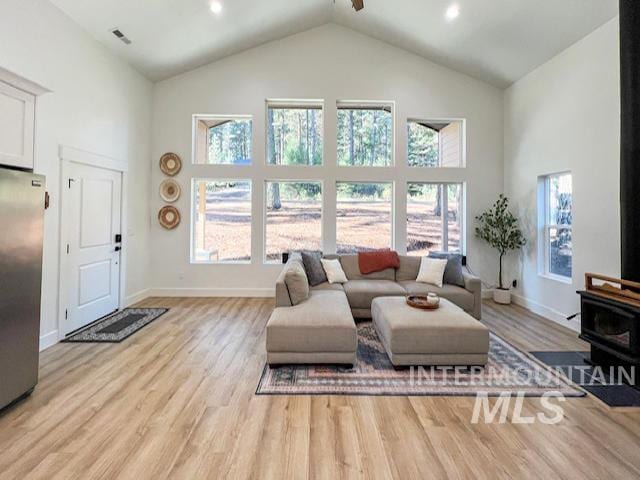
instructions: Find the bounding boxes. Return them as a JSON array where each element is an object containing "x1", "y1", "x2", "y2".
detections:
[
  {"x1": 66, "y1": 244, "x2": 70, "y2": 254},
  {"x1": 68, "y1": 178, "x2": 75, "y2": 188},
  {"x1": 65, "y1": 309, "x2": 68, "y2": 320}
]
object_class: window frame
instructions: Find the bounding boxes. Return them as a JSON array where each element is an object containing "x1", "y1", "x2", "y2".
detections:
[
  {"x1": 190, "y1": 177, "x2": 253, "y2": 265},
  {"x1": 336, "y1": 100, "x2": 396, "y2": 168},
  {"x1": 406, "y1": 181, "x2": 466, "y2": 255},
  {"x1": 406, "y1": 118, "x2": 466, "y2": 168},
  {"x1": 263, "y1": 179, "x2": 325, "y2": 264},
  {"x1": 192, "y1": 114, "x2": 253, "y2": 166},
  {"x1": 265, "y1": 99, "x2": 325, "y2": 167},
  {"x1": 335, "y1": 180, "x2": 395, "y2": 253},
  {"x1": 539, "y1": 172, "x2": 573, "y2": 283}
]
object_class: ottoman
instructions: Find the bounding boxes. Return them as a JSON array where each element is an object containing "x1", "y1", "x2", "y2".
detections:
[
  {"x1": 371, "y1": 296, "x2": 489, "y2": 366},
  {"x1": 266, "y1": 290, "x2": 357, "y2": 365}
]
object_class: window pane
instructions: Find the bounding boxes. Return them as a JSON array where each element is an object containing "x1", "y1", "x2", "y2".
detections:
[
  {"x1": 194, "y1": 117, "x2": 252, "y2": 165},
  {"x1": 265, "y1": 181, "x2": 322, "y2": 262},
  {"x1": 336, "y1": 182, "x2": 392, "y2": 253},
  {"x1": 407, "y1": 120, "x2": 463, "y2": 167},
  {"x1": 549, "y1": 227, "x2": 572, "y2": 278},
  {"x1": 407, "y1": 183, "x2": 463, "y2": 255},
  {"x1": 193, "y1": 180, "x2": 251, "y2": 262},
  {"x1": 447, "y1": 184, "x2": 462, "y2": 252},
  {"x1": 267, "y1": 107, "x2": 323, "y2": 165},
  {"x1": 548, "y1": 173, "x2": 572, "y2": 225},
  {"x1": 337, "y1": 107, "x2": 392, "y2": 166}
]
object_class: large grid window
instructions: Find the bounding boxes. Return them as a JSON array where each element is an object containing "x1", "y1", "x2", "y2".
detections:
[
  {"x1": 193, "y1": 115, "x2": 252, "y2": 165},
  {"x1": 336, "y1": 182, "x2": 393, "y2": 253},
  {"x1": 267, "y1": 102, "x2": 323, "y2": 166},
  {"x1": 192, "y1": 180, "x2": 252, "y2": 263},
  {"x1": 265, "y1": 181, "x2": 322, "y2": 263},
  {"x1": 407, "y1": 119, "x2": 463, "y2": 167},
  {"x1": 540, "y1": 173, "x2": 572, "y2": 280},
  {"x1": 337, "y1": 102, "x2": 393, "y2": 167},
  {"x1": 407, "y1": 183, "x2": 463, "y2": 256}
]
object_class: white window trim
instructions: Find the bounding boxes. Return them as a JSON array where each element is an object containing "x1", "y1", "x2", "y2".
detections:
[
  {"x1": 406, "y1": 117, "x2": 466, "y2": 168},
  {"x1": 263, "y1": 179, "x2": 325, "y2": 264},
  {"x1": 265, "y1": 99, "x2": 325, "y2": 167},
  {"x1": 336, "y1": 100, "x2": 396, "y2": 168},
  {"x1": 192, "y1": 114, "x2": 253, "y2": 166},
  {"x1": 538, "y1": 172, "x2": 572, "y2": 283},
  {"x1": 406, "y1": 182, "x2": 466, "y2": 255},
  {"x1": 190, "y1": 177, "x2": 253, "y2": 264}
]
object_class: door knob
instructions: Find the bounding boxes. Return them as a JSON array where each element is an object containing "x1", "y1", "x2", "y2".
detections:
[{"x1": 115, "y1": 246, "x2": 121, "y2": 252}]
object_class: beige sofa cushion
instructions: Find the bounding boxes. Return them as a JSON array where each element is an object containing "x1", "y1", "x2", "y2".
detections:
[
  {"x1": 399, "y1": 281, "x2": 474, "y2": 313},
  {"x1": 372, "y1": 297, "x2": 489, "y2": 355},
  {"x1": 284, "y1": 261, "x2": 310, "y2": 305},
  {"x1": 339, "y1": 255, "x2": 395, "y2": 281},
  {"x1": 266, "y1": 290, "x2": 357, "y2": 353},
  {"x1": 343, "y1": 280, "x2": 407, "y2": 309},
  {"x1": 310, "y1": 282, "x2": 345, "y2": 292},
  {"x1": 396, "y1": 255, "x2": 421, "y2": 281}
]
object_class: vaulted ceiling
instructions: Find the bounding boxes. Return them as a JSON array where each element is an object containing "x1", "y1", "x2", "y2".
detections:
[{"x1": 49, "y1": 0, "x2": 618, "y2": 87}]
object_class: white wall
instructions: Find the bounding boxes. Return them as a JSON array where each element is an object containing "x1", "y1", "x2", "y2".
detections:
[
  {"x1": 0, "y1": 0, "x2": 153, "y2": 349},
  {"x1": 504, "y1": 18, "x2": 620, "y2": 330},
  {"x1": 151, "y1": 24, "x2": 504, "y2": 296}
]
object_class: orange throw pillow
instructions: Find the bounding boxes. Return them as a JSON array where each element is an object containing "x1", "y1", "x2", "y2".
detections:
[{"x1": 358, "y1": 249, "x2": 400, "y2": 274}]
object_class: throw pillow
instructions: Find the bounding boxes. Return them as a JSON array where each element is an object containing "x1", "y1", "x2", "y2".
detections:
[
  {"x1": 284, "y1": 261, "x2": 310, "y2": 305},
  {"x1": 428, "y1": 252, "x2": 465, "y2": 287},
  {"x1": 300, "y1": 250, "x2": 327, "y2": 286},
  {"x1": 416, "y1": 257, "x2": 448, "y2": 288},
  {"x1": 321, "y1": 258, "x2": 348, "y2": 284},
  {"x1": 358, "y1": 249, "x2": 400, "y2": 274}
]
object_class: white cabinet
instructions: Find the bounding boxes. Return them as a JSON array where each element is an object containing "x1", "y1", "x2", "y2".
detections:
[
  {"x1": 0, "y1": 81, "x2": 36, "y2": 169},
  {"x1": 0, "y1": 67, "x2": 48, "y2": 171}
]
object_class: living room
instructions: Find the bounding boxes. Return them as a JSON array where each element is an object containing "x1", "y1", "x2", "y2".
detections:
[{"x1": 0, "y1": 0, "x2": 638, "y2": 478}]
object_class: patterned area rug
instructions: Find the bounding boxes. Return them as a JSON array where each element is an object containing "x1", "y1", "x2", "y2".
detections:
[
  {"x1": 63, "y1": 308, "x2": 168, "y2": 343},
  {"x1": 256, "y1": 322, "x2": 584, "y2": 397}
]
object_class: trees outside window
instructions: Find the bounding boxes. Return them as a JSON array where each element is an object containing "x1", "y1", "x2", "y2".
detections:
[
  {"x1": 540, "y1": 173, "x2": 572, "y2": 279},
  {"x1": 407, "y1": 119, "x2": 463, "y2": 167},
  {"x1": 193, "y1": 115, "x2": 252, "y2": 165},
  {"x1": 266, "y1": 105, "x2": 323, "y2": 166},
  {"x1": 337, "y1": 104, "x2": 393, "y2": 166}
]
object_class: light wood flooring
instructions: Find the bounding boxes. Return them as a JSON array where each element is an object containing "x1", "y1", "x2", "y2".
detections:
[{"x1": 1, "y1": 298, "x2": 640, "y2": 480}]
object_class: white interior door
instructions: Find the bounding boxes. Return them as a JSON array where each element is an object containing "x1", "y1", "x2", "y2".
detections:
[{"x1": 63, "y1": 162, "x2": 122, "y2": 335}]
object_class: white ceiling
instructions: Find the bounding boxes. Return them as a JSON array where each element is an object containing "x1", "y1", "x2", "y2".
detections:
[{"x1": 49, "y1": 0, "x2": 618, "y2": 87}]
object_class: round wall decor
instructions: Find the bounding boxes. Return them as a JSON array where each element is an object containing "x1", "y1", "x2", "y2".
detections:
[
  {"x1": 158, "y1": 206, "x2": 181, "y2": 229},
  {"x1": 159, "y1": 179, "x2": 181, "y2": 203},
  {"x1": 159, "y1": 152, "x2": 182, "y2": 176}
]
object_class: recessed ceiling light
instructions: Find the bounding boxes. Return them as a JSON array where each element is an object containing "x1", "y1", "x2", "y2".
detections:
[
  {"x1": 210, "y1": 1, "x2": 222, "y2": 14},
  {"x1": 446, "y1": 4, "x2": 460, "y2": 21}
]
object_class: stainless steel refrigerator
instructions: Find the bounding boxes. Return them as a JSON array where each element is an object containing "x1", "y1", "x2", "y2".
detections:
[{"x1": 0, "y1": 167, "x2": 45, "y2": 410}]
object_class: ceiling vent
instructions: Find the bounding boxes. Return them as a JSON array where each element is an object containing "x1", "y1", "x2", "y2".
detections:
[{"x1": 110, "y1": 28, "x2": 132, "y2": 45}]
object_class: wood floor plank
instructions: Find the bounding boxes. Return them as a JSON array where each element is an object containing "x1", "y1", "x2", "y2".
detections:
[{"x1": 1, "y1": 298, "x2": 639, "y2": 480}]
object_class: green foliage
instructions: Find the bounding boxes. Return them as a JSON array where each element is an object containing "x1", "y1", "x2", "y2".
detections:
[
  {"x1": 267, "y1": 108, "x2": 323, "y2": 166},
  {"x1": 475, "y1": 194, "x2": 526, "y2": 289},
  {"x1": 337, "y1": 109, "x2": 392, "y2": 166},
  {"x1": 208, "y1": 120, "x2": 252, "y2": 165},
  {"x1": 407, "y1": 123, "x2": 439, "y2": 167}
]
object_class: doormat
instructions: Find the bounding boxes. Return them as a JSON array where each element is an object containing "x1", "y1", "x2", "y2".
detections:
[
  {"x1": 531, "y1": 351, "x2": 640, "y2": 408},
  {"x1": 257, "y1": 322, "x2": 584, "y2": 397},
  {"x1": 62, "y1": 308, "x2": 168, "y2": 343}
]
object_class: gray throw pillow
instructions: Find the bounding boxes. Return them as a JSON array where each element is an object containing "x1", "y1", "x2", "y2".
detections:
[
  {"x1": 284, "y1": 261, "x2": 310, "y2": 305},
  {"x1": 300, "y1": 250, "x2": 327, "y2": 286},
  {"x1": 428, "y1": 252, "x2": 465, "y2": 287}
]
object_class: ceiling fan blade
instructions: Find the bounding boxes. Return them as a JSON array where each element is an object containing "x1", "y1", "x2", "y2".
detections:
[{"x1": 352, "y1": 0, "x2": 364, "y2": 12}]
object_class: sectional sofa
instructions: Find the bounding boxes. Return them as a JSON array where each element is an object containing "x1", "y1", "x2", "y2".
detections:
[{"x1": 266, "y1": 253, "x2": 483, "y2": 366}]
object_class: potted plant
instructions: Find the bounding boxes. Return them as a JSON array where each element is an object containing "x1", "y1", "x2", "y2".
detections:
[{"x1": 475, "y1": 194, "x2": 526, "y2": 305}]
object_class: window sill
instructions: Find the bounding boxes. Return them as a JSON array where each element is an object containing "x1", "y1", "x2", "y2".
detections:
[{"x1": 538, "y1": 273, "x2": 572, "y2": 285}]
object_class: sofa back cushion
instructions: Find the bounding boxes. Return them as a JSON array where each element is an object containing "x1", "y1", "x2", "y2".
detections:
[
  {"x1": 284, "y1": 261, "x2": 310, "y2": 305},
  {"x1": 395, "y1": 255, "x2": 421, "y2": 281},
  {"x1": 339, "y1": 254, "x2": 395, "y2": 281}
]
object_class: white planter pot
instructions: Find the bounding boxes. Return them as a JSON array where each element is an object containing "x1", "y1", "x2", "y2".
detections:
[{"x1": 493, "y1": 288, "x2": 511, "y2": 305}]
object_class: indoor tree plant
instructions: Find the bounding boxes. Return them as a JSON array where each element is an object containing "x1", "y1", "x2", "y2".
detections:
[{"x1": 475, "y1": 194, "x2": 526, "y2": 304}]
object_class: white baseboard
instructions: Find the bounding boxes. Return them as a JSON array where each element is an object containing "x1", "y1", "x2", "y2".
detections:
[
  {"x1": 39, "y1": 330, "x2": 58, "y2": 352},
  {"x1": 123, "y1": 288, "x2": 151, "y2": 307},
  {"x1": 148, "y1": 287, "x2": 275, "y2": 298},
  {"x1": 511, "y1": 293, "x2": 580, "y2": 332}
]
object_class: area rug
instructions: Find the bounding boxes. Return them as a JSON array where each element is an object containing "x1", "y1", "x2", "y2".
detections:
[
  {"x1": 256, "y1": 322, "x2": 584, "y2": 397},
  {"x1": 62, "y1": 308, "x2": 168, "y2": 343}
]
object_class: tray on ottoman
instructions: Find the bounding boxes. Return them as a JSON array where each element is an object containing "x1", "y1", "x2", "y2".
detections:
[{"x1": 372, "y1": 296, "x2": 489, "y2": 366}]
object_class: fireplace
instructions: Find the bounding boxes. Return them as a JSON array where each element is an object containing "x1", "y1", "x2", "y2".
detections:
[{"x1": 577, "y1": 1, "x2": 640, "y2": 377}]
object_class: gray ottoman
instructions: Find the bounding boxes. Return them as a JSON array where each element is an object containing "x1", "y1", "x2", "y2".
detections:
[{"x1": 372, "y1": 296, "x2": 489, "y2": 366}]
